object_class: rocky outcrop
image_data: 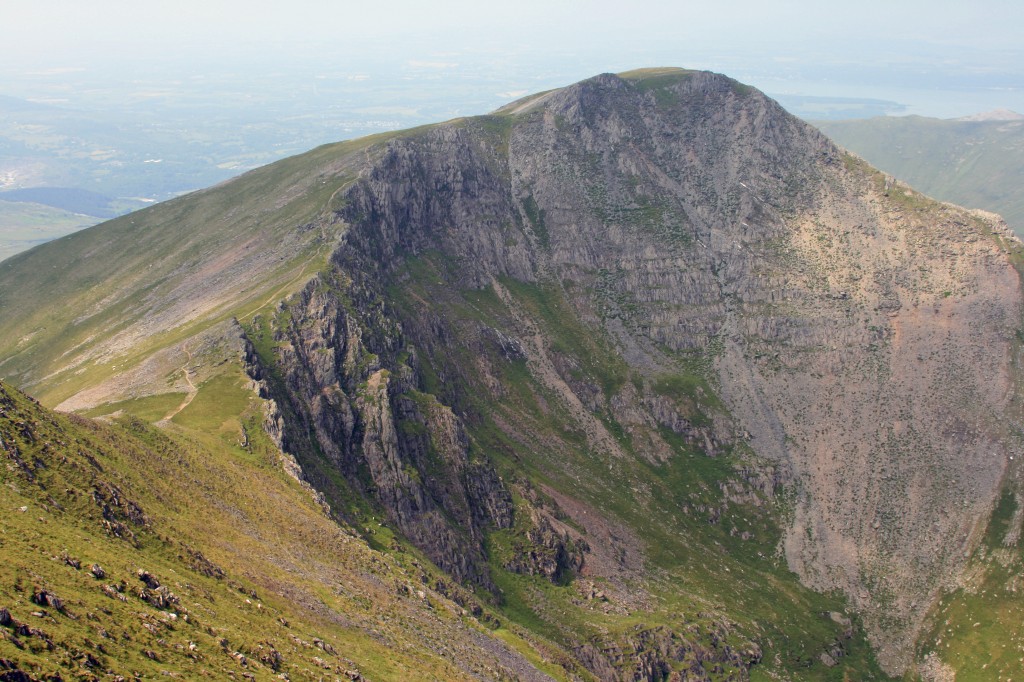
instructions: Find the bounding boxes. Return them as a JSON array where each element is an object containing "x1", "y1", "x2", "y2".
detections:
[
  {"x1": 354, "y1": 368, "x2": 513, "y2": 585},
  {"x1": 503, "y1": 508, "x2": 589, "y2": 584},
  {"x1": 340, "y1": 123, "x2": 536, "y2": 286},
  {"x1": 575, "y1": 622, "x2": 762, "y2": 682},
  {"x1": 247, "y1": 270, "x2": 513, "y2": 587}
]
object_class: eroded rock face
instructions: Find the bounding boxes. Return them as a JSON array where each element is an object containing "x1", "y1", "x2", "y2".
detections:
[
  {"x1": 575, "y1": 622, "x2": 762, "y2": 682},
  {"x1": 720, "y1": 183, "x2": 1020, "y2": 671},
  {"x1": 253, "y1": 271, "x2": 513, "y2": 587},
  {"x1": 247, "y1": 70, "x2": 1021, "y2": 674},
  {"x1": 502, "y1": 507, "x2": 588, "y2": 583}
]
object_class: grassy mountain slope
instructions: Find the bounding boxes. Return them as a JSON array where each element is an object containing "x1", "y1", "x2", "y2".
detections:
[
  {"x1": 912, "y1": 487, "x2": 1024, "y2": 682},
  {"x1": 0, "y1": 69, "x2": 1021, "y2": 680},
  {"x1": 816, "y1": 115, "x2": 1024, "y2": 236},
  {"x1": 0, "y1": 377, "x2": 576, "y2": 681},
  {"x1": 0, "y1": 132, "x2": 398, "y2": 406},
  {"x1": 0, "y1": 200, "x2": 97, "y2": 262}
]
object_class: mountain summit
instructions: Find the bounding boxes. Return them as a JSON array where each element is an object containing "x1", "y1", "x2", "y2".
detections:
[{"x1": 1, "y1": 68, "x2": 1022, "y2": 680}]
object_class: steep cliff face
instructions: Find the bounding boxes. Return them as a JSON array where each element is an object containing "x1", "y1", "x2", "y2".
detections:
[
  {"x1": 245, "y1": 69, "x2": 1019, "y2": 673},
  {"x1": 723, "y1": 168, "x2": 1019, "y2": 671},
  {"x1": 1, "y1": 68, "x2": 1020, "y2": 679},
  {"x1": 248, "y1": 272, "x2": 514, "y2": 587}
]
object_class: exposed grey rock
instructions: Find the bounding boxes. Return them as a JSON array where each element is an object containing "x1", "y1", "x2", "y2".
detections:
[
  {"x1": 30, "y1": 588, "x2": 63, "y2": 613},
  {"x1": 309, "y1": 70, "x2": 1019, "y2": 673},
  {"x1": 503, "y1": 508, "x2": 588, "y2": 583},
  {"x1": 246, "y1": 270, "x2": 514, "y2": 588}
]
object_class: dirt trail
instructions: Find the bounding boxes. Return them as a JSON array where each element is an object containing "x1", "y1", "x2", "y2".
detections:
[{"x1": 162, "y1": 344, "x2": 198, "y2": 421}]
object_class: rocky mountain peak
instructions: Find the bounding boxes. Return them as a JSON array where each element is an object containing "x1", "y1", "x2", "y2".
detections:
[{"x1": 0, "y1": 69, "x2": 1021, "y2": 679}]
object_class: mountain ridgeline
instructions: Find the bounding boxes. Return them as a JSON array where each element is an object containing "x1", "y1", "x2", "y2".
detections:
[
  {"x1": 1, "y1": 69, "x2": 1023, "y2": 680},
  {"x1": 816, "y1": 112, "x2": 1024, "y2": 237}
]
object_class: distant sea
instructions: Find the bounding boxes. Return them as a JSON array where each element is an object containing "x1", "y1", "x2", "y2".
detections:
[{"x1": 769, "y1": 83, "x2": 1024, "y2": 120}]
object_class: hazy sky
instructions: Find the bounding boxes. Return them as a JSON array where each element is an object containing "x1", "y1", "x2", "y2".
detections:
[
  {"x1": 3, "y1": 0, "x2": 1023, "y2": 117},
  {"x1": 5, "y1": 1, "x2": 1022, "y2": 54}
]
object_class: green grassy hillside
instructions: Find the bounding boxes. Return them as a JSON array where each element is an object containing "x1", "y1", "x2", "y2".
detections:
[
  {"x1": 0, "y1": 378, "x2": 575, "y2": 680},
  {"x1": 0, "y1": 132, "x2": 398, "y2": 405},
  {"x1": 816, "y1": 115, "x2": 1024, "y2": 236},
  {"x1": 0, "y1": 200, "x2": 97, "y2": 262}
]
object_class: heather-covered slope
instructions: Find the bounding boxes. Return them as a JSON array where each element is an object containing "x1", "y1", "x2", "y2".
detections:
[{"x1": 1, "y1": 68, "x2": 1021, "y2": 679}]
